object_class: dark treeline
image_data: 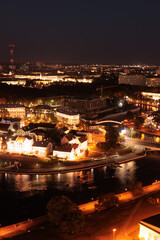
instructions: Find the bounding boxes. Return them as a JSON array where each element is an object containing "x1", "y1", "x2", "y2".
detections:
[{"x1": 0, "y1": 80, "x2": 159, "y2": 103}]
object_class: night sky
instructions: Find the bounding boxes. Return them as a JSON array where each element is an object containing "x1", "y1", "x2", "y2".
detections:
[{"x1": 1, "y1": 0, "x2": 160, "y2": 64}]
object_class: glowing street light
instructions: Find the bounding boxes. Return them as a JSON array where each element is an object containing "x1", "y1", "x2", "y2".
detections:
[
  {"x1": 113, "y1": 228, "x2": 117, "y2": 240},
  {"x1": 118, "y1": 102, "x2": 123, "y2": 107}
]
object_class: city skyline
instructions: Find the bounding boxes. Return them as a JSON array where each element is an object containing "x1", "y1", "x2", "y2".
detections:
[{"x1": 1, "y1": 0, "x2": 160, "y2": 64}]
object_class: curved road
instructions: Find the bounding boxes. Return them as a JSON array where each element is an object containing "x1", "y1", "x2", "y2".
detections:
[{"x1": 0, "y1": 151, "x2": 146, "y2": 175}]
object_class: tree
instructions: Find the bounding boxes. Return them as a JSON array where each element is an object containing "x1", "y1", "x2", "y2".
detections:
[
  {"x1": 95, "y1": 193, "x2": 119, "y2": 212},
  {"x1": 105, "y1": 126, "x2": 119, "y2": 147},
  {"x1": 47, "y1": 195, "x2": 84, "y2": 235},
  {"x1": 130, "y1": 181, "x2": 144, "y2": 198}
]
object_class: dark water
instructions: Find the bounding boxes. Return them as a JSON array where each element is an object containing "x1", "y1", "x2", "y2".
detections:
[{"x1": 0, "y1": 154, "x2": 160, "y2": 226}]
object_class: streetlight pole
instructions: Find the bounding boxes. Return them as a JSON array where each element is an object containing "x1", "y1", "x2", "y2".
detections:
[
  {"x1": 113, "y1": 228, "x2": 117, "y2": 240},
  {"x1": 131, "y1": 128, "x2": 133, "y2": 138}
]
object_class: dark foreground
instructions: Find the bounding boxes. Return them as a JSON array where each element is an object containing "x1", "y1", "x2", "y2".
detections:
[{"x1": 6, "y1": 192, "x2": 160, "y2": 240}]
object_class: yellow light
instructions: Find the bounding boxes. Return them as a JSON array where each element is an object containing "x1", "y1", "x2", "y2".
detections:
[{"x1": 141, "y1": 133, "x2": 145, "y2": 140}]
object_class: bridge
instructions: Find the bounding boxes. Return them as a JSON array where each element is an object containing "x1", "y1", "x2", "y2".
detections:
[{"x1": 95, "y1": 120, "x2": 122, "y2": 125}]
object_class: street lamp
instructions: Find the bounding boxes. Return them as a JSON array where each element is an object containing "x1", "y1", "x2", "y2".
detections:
[{"x1": 113, "y1": 228, "x2": 117, "y2": 240}]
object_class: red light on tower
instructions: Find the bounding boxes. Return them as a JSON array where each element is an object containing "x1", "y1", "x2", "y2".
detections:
[{"x1": 9, "y1": 44, "x2": 15, "y2": 65}]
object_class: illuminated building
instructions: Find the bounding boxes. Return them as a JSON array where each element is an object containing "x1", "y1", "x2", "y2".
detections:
[
  {"x1": 146, "y1": 77, "x2": 160, "y2": 87},
  {"x1": 53, "y1": 144, "x2": 79, "y2": 160},
  {"x1": 7, "y1": 136, "x2": 33, "y2": 154},
  {"x1": 118, "y1": 74, "x2": 146, "y2": 86},
  {"x1": 61, "y1": 134, "x2": 88, "y2": 149},
  {"x1": 63, "y1": 77, "x2": 92, "y2": 83},
  {"x1": 141, "y1": 92, "x2": 160, "y2": 101},
  {"x1": 1, "y1": 79, "x2": 26, "y2": 86},
  {"x1": 54, "y1": 134, "x2": 87, "y2": 160},
  {"x1": 61, "y1": 97, "x2": 106, "y2": 119},
  {"x1": 79, "y1": 136, "x2": 88, "y2": 150},
  {"x1": 13, "y1": 74, "x2": 93, "y2": 84},
  {"x1": 55, "y1": 110, "x2": 80, "y2": 125},
  {"x1": 14, "y1": 74, "x2": 62, "y2": 81},
  {"x1": 61, "y1": 134, "x2": 78, "y2": 145},
  {"x1": 0, "y1": 136, "x2": 4, "y2": 150},
  {"x1": 32, "y1": 141, "x2": 53, "y2": 157},
  {"x1": 0, "y1": 118, "x2": 24, "y2": 128},
  {"x1": 30, "y1": 129, "x2": 45, "y2": 141},
  {"x1": 0, "y1": 104, "x2": 26, "y2": 118},
  {"x1": 139, "y1": 214, "x2": 160, "y2": 240},
  {"x1": 31, "y1": 105, "x2": 54, "y2": 120}
]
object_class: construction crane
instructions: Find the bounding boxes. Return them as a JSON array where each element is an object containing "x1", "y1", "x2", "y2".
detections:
[{"x1": 96, "y1": 85, "x2": 119, "y2": 97}]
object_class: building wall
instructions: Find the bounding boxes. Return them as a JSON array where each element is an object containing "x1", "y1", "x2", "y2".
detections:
[
  {"x1": 32, "y1": 143, "x2": 53, "y2": 156},
  {"x1": 53, "y1": 149, "x2": 75, "y2": 160},
  {"x1": 7, "y1": 138, "x2": 33, "y2": 154},
  {"x1": 32, "y1": 146, "x2": 47, "y2": 156},
  {"x1": 6, "y1": 107, "x2": 26, "y2": 118},
  {"x1": 146, "y1": 77, "x2": 160, "y2": 87},
  {"x1": 119, "y1": 74, "x2": 146, "y2": 86},
  {"x1": 61, "y1": 98, "x2": 106, "y2": 111},
  {"x1": 139, "y1": 224, "x2": 160, "y2": 240},
  {"x1": 56, "y1": 111, "x2": 80, "y2": 125},
  {"x1": 80, "y1": 140, "x2": 88, "y2": 150}
]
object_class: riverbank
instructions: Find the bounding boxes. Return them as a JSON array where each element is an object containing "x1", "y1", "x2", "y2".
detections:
[
  {"x1": 1, "y1": 179, "x2": 160, "y2": 239},
  {"x1": 0, "y1": 150, "x2": 146, "y2": 175}
]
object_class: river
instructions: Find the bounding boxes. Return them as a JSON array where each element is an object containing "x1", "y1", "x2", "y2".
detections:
[{"x1": 0, "y1": 154, "x2": 160, "y2": 226}]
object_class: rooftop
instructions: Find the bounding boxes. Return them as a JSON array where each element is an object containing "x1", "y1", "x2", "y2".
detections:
[
  {"x1": 32, "y1": 141, "x2": 50, "y2": 147},
  {"x1": 79, "y1": 136, "x2": 87, "y2": 143},
  {"x1": 24, "y1": 123, "x2": 56, "y2": 131},
  {"x1": 54, "y1": 143, "x2": 78, "y2": 152},
  {"x1": 16, "y1": 136, "x2": 26, "y2": 143},
  {"x1": 0, "y1": 117, "x2": 21, "y2": 122},
  {"x1": 16, "y1": 136, "x2": 32, "y2": 142},
  {"x1": 56, "y1": 108, "x2": 79, "y2": 116},
  {"x1": 0, "y1": 104, "x2": 25, "y2": 108},
  {"x1": 0, "y1": 123, "x2": 10, "y2": 131},
  {"x1": 33, "y1": 105, "x2": 53, "y2": 110}
]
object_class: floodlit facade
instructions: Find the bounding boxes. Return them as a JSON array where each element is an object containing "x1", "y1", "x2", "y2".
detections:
[
  {"x1": 60, "y1": 97, "x2": 106, "y2": 119},
  {"x1": 32, "y1": 141, "x2": 53, "y2": 157},
  {"x1": 61, "y1": 97, "x2": 106, "y2": 112},
  {"x1": 0, "y1": 104, "x2": 26, "y2": 118},
  {"x1": 142, "y1": 92, "x2": 160, "y2": 101},
  {"x1": 53, "y1": 134, "x2": 88, "y2": 160},
  {"x1": 139, "y1": 214, "x2": 160, "y2": 240},
  {"x1": 56, "y1": 110, "x2": 80, "y2": 125},
  {"x1": 79, "y1": 136, "x2": 88, "y2": 150},
  {"x1": 7, "y1": 136, "x2": 33, "y2": 154},
  {"x1": 14, "y1": 75, "x2": 93, "y2": 84},
  {"x1": 53, "y1": 145, "x2": 78, "y2": 160}
]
